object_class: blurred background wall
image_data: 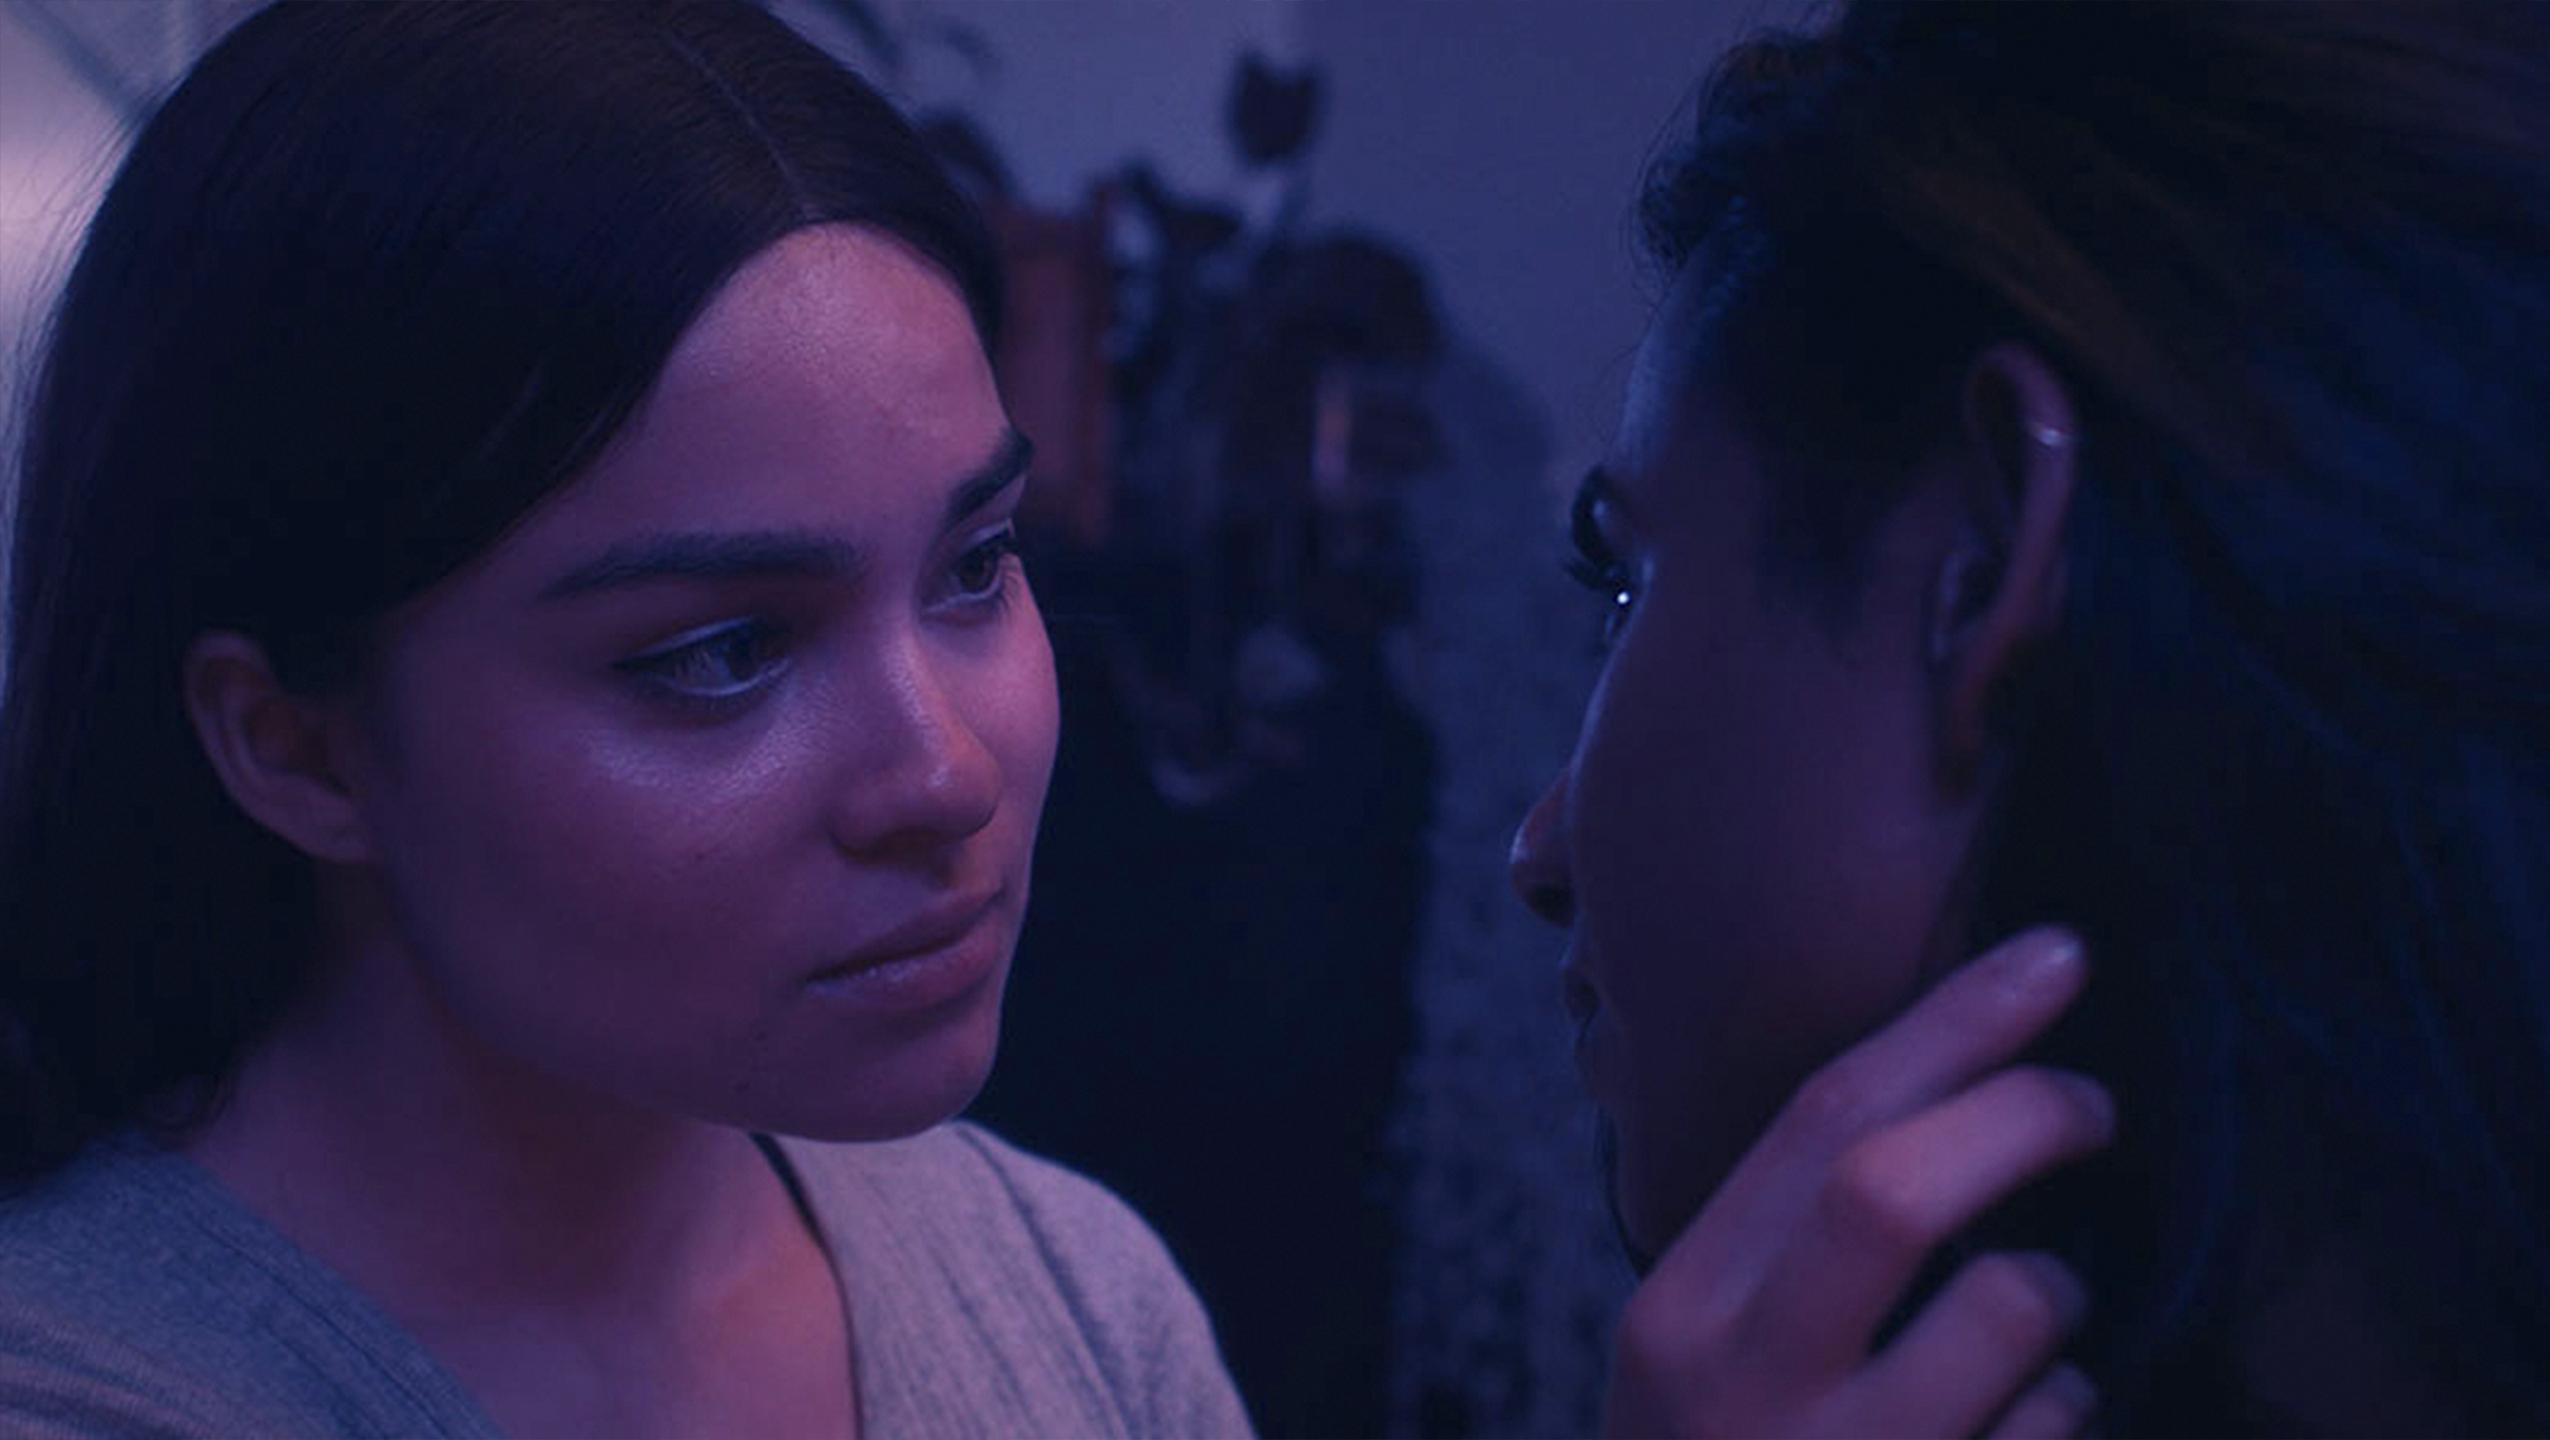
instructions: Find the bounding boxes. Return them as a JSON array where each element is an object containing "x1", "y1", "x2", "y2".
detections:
[
  {"x1": 0, "y1": 0, "x2": 133, "y2": 498},
  {"x1": 0, "y1": 2, "x2": 1802, "y2": 1434}
]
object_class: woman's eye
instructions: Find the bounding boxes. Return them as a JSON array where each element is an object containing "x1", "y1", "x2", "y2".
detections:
[
  {"x1": 1567, "y1": 507, "x2": 1637, "y2": 648},
  {"x1": 946, "y1": 527, "x2": 1021, "y2": 606},
  {"x1": 617, "y1": 619, "x2": 790, "y2": 703},
  {"x1": 1567, "y1": 556, "x2": 1639, "y2": 648}
]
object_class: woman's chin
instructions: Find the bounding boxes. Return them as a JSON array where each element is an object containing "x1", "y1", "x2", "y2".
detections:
[
  {"x1": 728, "y1": 1005, "x2": 1006, "y2": 1144},
  {"x1": 1607, "y1": 1116, "x2": 1746, "y2": 1269},
  {"x1": 1604, "y1": 1124, "x2": 1672, "y2": 1266}
]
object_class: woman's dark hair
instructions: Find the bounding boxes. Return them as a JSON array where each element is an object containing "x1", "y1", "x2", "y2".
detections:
[
  {"x1": 0, "y1": 0, "x2": 999, "y2": 1183},
  {"x1": 1644, "y1": 1, "x2": 2550, "y2": 1430}
]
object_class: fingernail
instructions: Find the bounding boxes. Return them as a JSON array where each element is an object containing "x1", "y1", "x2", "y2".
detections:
[
  {"x1": 2067, "y1": 1074, "x2": 2120, "y2": 1139},
  {"x1": 2043, "y1": 1362, "x2": 2099, "y2": 1415},
  {"x1": 2018, "y1": 1252, "x2": 2091, "y2": 1329},
  {"x1": 2004, "y1": 928, "x2": 2086, "y2": 991}
]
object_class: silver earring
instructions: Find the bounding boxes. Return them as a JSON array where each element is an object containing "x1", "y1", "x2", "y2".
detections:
[{"x1": 2028, "y1": 422, "x2": 2073, "y2": 449}]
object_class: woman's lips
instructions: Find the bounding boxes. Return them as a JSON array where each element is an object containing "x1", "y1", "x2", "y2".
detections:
[
  {"x1": 809, "y1": 890, "x2": 1007, "y2": 1013},
  {"x1": 837, "y1": 889, "x2": 1004, "y2": 970},
  {"x1": 1561, "y1": 954, "x2": 1609, "y2": 1097}
]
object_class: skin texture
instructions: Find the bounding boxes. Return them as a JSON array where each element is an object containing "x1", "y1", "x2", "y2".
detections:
[
  {"x1": 1511, "y1": 261, "x2": 2116, "y2": 1435},
  {"x1": 180, "y1": 224, "x2": 1056, "y2": 1437}
]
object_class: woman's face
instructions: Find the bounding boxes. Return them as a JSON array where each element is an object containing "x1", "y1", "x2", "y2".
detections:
[
  {"x1": 339, "y1": 225, "x2": 1056, "y2": 1141},
  {"x1": 1510, "y1": 269, "x2": 1985, "y2": 1257}
]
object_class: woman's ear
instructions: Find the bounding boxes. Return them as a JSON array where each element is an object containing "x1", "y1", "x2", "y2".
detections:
[
  {"x1": 1929, "y1": 342, "x2": 2080, "y2": 783},
  {"x1": 181, "y1": 633, "x2": 378, "y2": 864}
]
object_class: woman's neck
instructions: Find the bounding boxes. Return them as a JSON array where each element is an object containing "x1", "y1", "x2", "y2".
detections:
[
  {"x1": 181, "y1": 914, "x2": 798, "y2": 1331},
  {"x1": 180, "y1": 905, "x2": 859, "y2": 1438}
]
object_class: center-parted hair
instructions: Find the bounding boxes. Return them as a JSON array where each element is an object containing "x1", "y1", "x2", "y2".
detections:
[
  {"x1": 1645, "y1": 2, "x2": 2550, "y2": 1430},
  {"x1": 0, "y1": 1, "x2": 998, "y2": 1184}
]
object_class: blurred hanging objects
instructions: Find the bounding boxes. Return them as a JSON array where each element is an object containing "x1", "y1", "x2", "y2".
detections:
[
  {"x1": 970, "y1": 44, "x2": 1448, "y2": 1440},
  {"x1": 1228, "y1": 52, "x2": 1324, "y2": 170}
]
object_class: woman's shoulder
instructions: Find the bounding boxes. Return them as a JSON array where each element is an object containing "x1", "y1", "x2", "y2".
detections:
[
  {"x1": 0, "y1": 1138, "x2": 495, "y2": 1438},
  {"x1": 0, "y1": 1144, "x2": 239, "y2": 1435},
  {"x1": 1, "y1": 1140, "x2": 265, "y2": 1376},
  {"x1": 772, "y1": 1122, "x2": 1254, "y2": 1439}
]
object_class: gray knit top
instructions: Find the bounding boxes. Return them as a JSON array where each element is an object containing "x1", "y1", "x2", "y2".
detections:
[{"x1": 0, "y1": 1122, "x2": 1253, "y2": 1438}]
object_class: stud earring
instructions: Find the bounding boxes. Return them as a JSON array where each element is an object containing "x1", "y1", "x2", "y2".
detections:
[{"x1": 2029, "y1": 422, "x2": 2073, "y2": 449}]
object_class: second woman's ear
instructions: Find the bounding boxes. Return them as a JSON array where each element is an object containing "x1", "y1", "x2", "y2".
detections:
[
  {"x1": 1929, "y1": 342, "x2": 2081, "y2": 783},
  {"x1": 180, "y1": 633, "x2": 379, "y2": 865}
]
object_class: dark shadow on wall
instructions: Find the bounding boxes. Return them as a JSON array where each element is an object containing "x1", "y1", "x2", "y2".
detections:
[
  {"x1": 1381, "y1": 341, "x2": 1631, "y2": 1440},
  {"x1": 943, "y1": 37, "x2": 1625, "y2": 1432},
  {"x1": 969, "y1": 216, "x2": 1448, "y2": 1439},
  {"x1": 972, "y1": 571, "x2": 1432, "y2": 1438},
  {"x1": 976, "y1": 332, "x2": 1628, "y2": 1440}
]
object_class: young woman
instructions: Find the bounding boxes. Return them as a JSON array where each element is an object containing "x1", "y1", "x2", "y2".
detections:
[
  {"x1": 1511, "y1": 2, "x2": 2550, "y2": 1434},
  {"x1": 0, "y1": 4, "x2": 1248, "y2": 1436}
]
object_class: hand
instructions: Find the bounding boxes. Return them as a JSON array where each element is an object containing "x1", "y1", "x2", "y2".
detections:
[{"x1": 1603, "y1": 928, "x2": 2114, "y2": 1439}]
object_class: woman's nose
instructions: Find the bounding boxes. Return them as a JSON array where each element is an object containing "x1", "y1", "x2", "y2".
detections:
[
  {"x1": 1508, "y1": 768, "x2": 1577, "y2": 928},
  {"x1": 827, "y1": 646, "x2": 1002, "y2": 858}
]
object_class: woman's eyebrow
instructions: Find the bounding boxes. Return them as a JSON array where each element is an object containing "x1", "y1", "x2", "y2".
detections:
[
  {"x1": 539, "y1": 529, "x2": 860, "y2": 600},
  {"x1": 943, "y1": 428, "x2": 1033, "y2": 528},
  {"x1": 538, "y1": 429, "x2": 1035, "y2": 601}
]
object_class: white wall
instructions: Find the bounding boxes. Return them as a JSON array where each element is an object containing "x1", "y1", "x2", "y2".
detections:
[
  {"x1": 777, "y1": 0, "x2": 1306, "y2": 212},
  {"x1": 6, "y1": 0, "x2": 1818, "y2": 489},
  {"x1": 0, "y1": 1, "x2": 128, "y2": 475},
  {"x1": 1307, "y1": 0, "x2": 1812, "y2": 480},
  {"x1": 916, "y1": 0, "x2": 1811, "y2": 476}
]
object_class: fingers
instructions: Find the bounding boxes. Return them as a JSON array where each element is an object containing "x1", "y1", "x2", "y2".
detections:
[
  {"x1": 1768, "y1": 928, "x2": 2088, "y2": 1151},
  {"x1": 1744, "y1": 1063, "x2": 2114, "y2": 1369},
  {"x1": 1641, "y1": 928, "x2": 2091, "y2": 1303},
  {"x1": 1852, "y1": 1252, "x2": 2088, "y2": 1436},
  {"x1": 1601, "y1": 929, "x2": 2107, "y2": 1440},
  {"x1": 1983, "y1": 1363, "x2": 2100, "y2": 1439}
]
